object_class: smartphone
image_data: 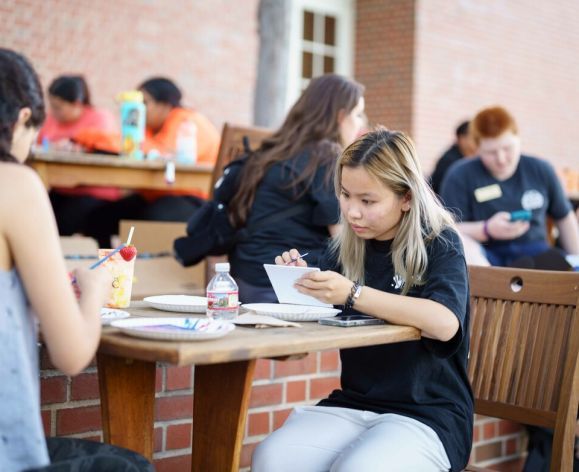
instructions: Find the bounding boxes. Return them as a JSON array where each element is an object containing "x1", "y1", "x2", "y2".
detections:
[
  {"x1": 319, "y1": 315, "x2": 386, "y2": 327},
  {"x1": 510, "y1": 209, "x2": 532, "y2": 221}
]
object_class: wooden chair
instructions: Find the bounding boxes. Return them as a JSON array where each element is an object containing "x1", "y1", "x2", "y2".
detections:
[
  {"x1": 465, "y1": 266, "x2": 579, "y2": 471},
  {"x1": 210, "y1": 122, "x2": 271, "y2": 197},
  {"x1": 119, "y1": 220, "x2": 206, "y2": 298}
]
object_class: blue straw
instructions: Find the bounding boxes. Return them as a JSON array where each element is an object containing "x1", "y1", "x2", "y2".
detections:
[{"x1": 89, "y1": 243, "x2": 126, "y2": 270}]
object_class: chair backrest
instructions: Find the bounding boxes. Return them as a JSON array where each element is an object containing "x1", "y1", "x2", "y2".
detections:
[
  {"x1": 468, "y1": 266, "x2": 579, "y2": 472},
  {"x1": 119, "y1": 220, "x2": 206, "y2": 298},
  {"x1": 60, "y1": 236, "x2": 99, "y2": 272},
  {"x1": 210, "y1": 122, "x2": 271, "y2": 197}
]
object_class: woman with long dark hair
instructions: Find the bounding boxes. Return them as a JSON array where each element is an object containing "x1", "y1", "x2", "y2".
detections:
[
  {"x1": 0, "y1": 48, "x2": 151, "y2": 472},
  {"x1": 227, "y1": 73, "x2": 365, "y2": 302}
]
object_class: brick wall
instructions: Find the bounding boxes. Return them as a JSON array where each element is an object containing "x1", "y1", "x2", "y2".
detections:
[
  {"x1": 40, "y1": 348, "x2": 342, "y2": 472},
  {"x1": 1, "y1": 0, "x2": 259, "y2": 130},
  {"x1": 413, "y1": 0, "x2": 579, "y2": 174},
  {"x1": 355, "y1": 0, "x2": 416, "y2": 135}
]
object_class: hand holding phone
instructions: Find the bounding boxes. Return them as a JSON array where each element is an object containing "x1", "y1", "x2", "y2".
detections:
[
  {"x1": 510, "y1": 209, "x2": 532, "y2": 222},
  {"x1": 319, "y1": 315, "x2": 386, "y2": 327}
]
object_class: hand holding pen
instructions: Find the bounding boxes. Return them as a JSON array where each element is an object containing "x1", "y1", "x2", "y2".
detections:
[{"x1": 274, "y1": 249, "x2": 309, "y2": 267}]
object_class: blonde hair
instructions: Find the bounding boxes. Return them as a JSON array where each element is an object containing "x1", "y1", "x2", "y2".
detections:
[{"x1": 331, "y1": 128, "x2": 455, "y2": 295}]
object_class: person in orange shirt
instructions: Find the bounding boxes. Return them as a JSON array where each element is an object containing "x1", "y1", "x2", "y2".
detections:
[
  {"x1": 85, "y1": 78, "x2": 221, "y2": 244},
  {"x1": 38, "y1": 75, "x2": 122, "y2": 246}
]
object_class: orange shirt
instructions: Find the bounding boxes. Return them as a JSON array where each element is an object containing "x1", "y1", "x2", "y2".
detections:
[{"x1": 140, "y1": 108, "x2": 220, "y2": 201}]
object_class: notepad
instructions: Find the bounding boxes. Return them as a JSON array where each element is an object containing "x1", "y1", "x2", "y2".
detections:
[{"x1": 263, "y1": 264, "x2": 332, "y2": 307}]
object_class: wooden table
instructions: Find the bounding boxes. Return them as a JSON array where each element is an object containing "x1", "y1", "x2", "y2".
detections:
[
  {"x1": 97, "y1": 303, "x2": 421, "y2": 472},
  {"x1": 30, "y1": 151, "x2": 213, "y2": 192}
]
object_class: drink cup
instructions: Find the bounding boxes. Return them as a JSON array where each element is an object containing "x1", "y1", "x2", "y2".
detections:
[{"x1": 98, "y1": 248, "x2": 136, "y2": 308}]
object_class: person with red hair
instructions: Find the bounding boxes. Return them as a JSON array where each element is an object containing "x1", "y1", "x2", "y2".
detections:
[{"x1": 440, "y1": 106, "x2": 579, "y2": 267}]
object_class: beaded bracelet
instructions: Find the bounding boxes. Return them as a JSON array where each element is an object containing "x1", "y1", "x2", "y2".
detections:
[{"x1": 345, "y1": 281, "x2": 362, "y2": 310}]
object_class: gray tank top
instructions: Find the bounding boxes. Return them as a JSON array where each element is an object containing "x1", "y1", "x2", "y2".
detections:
[{"x1": 0, "y1": 269, "x2": 49, "y2": 471}]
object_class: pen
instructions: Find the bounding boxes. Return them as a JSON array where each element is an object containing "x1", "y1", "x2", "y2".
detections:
[{"x1": 285, "y1": 252, "x2": 309, "y2": 265}]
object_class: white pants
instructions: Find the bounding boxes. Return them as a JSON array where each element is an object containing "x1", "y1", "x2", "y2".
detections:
[{"x1": 252, "y1": 406, "x2": 451, "y2": 472}]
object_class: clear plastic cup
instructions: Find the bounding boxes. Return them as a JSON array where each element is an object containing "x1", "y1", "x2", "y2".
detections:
[{"x1": 98, "y1": 248, "x2": 136, "y2": 308}]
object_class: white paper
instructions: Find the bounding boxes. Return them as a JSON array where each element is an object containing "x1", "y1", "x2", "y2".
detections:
[{"x1": 263, "y1": 264, "x2": 332, "y2": 307}]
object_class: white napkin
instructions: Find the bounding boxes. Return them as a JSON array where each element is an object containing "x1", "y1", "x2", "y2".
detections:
[{"x1": 233, "y1": 313, "x2": 301, "y2": 328}]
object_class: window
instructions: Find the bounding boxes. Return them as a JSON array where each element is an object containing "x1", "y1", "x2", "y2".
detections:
[{"x1": 286, "y1": 0, "x2": 355, "y2": 110}]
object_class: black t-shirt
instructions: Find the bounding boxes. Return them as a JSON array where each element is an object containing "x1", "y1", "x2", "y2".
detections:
[
  {"x1": 318, "y1": 229, "x2": 474, "y2": 472},
  {"x1": 229, "y1": 149, "x2": 340, "y2": 287},
  {"x1": 440, "y1": 155, "x2": 572, "y2": 247},
  {"x1": 430, "y1": 144, "x2": 464, "y2": 196}
]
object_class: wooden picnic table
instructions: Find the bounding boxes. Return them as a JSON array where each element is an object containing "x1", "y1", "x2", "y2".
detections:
[
  {"x1": 30, "y1": 151, "x2": 213, "y2": 193},
  {"x1": 97, "y1": 302, "x2": 421, "y2": 472}
]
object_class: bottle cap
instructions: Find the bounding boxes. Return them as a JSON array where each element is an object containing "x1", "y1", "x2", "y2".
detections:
[
  {"x1": 215, "y1": 262, "x2": 230, "y2": 272},
  {"x1": 117, "y1": 90, "x2": 144, "y2": 103}
]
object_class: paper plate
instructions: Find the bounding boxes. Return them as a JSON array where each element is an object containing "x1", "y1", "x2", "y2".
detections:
[
  {"x1": 110, "y1": 317, "x2": 235, "y2": 341},
  {"x1": 101, "y1": 308, "x2": 130, "y2": 325},
  {"x1": 143, "y1": 295, "x2": 207, "y2": 313},
  {"x1": 241, "y1": 303, "x2": 340, "y2": 322}
]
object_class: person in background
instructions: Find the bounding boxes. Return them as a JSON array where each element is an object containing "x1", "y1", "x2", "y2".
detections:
[
  {"x1": 0, "y1": 49, "x2": 152, "y2": 471},
  {"x1": 226, "y1": 73, "x2": 365, "y2": 302},
  {"x1": 430, "y1": 120, "x2": 476, "y2": 196},
  {"x1": 440, "y1": 106, "x2": 579, "y2": 267},
  {"x1": 253, "y1": 129, "x2": 473, "y2": 471},
  {"x1": 38, "y1": 75, "x2": 122, "y2": 246}
]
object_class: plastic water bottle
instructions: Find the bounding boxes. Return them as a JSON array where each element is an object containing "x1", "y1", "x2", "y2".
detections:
[
  {"x1": 206, "y1": 262, "x2": 239, "y2": 320},
  {"x1": 175, "y1": 119, "x2": 197, "y2": 164}
]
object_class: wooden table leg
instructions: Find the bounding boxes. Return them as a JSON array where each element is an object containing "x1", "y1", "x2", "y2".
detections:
[
  {"x1": 97, "y1": 353, "x2": 156, "y2": 460},
  {"x1": 192, "y1": 359, "x2": 256, "y2": 472}
]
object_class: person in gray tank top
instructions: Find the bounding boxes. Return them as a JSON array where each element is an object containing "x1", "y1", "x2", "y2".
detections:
[{"x1": 0, "y1": 49, "x2": 153, "y2": 472}]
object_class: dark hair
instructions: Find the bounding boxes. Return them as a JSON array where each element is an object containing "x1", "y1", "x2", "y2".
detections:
[
  {"x1": 48, "y1": 75, "x2": 91, "y2": 106},
  {"x1": 229, "y1": 73, "x2": 364, "y2": 227},
  {"x1": 139, "y1": 77, "x2": 182, "y2": 108},
  {"x1": 0, "y1": 49, "x2": 45, "y2": 162},
  {"x1": 455, "y1": 120, "x2": 470, "y2": 137}
]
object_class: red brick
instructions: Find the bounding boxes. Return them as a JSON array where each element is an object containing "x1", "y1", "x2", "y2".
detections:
[
  {"x1": 253, "y1": 359, "x2": 272, "y2": 380},
  {"x1": 156, "y1": 367, "x2": 163, "y2": 393},
  {"x1": 320, "y1": 350, "x2": 340, "y2": 372},
  {"x1": 483, "y1": 421, "x2": 497, "y2": 440},
  {"x1": 474, "y1": 441, "x2": 502, "y2": 463},
  {"x1": 70, "y1": 372, "x2": 99, "y2": 401},
  {"x1": 498, "y1": 420, "x2": 522, "y2": 436},
  {"x1": 240, "y1": 441, "x2": 258, "y2": 469},
  {"x1": 274, "y1": 354, "x2": 317, "y2": 378},
  {"x1": 41, "y1": 376, "x2": 68, "y2": 404},
  {"x1": 310, "y1": 376, "x2": 340, "y2": 400},
  {"x1": 249, "y1": 383, "x2": 283, "y2": 408},
  {"x1": 506, "y1": 437, "x2": 518, "y2": 455},
  {"x1": 41, "y1": 409, "x2": 51, "y2": 436},
  {"x1": 155, "y1": 395, "x2": 193, "y2": 421},
  {"x1": 56, "y1": 406, "x2": 101, "y2": 435},
  {"x1": 286, "y1": 380, "x2": 306, "y2": 403},
  {"x1": 154, "y1": 454, "x2": 191, "y2": 472},
  {"x1": 473, "y1": 425, "x2": 480, "y2": 442},
  {"x1": 40, "y1": 347, "x2": 57, "y2": 370},
  {"x1": 166, "y1": 366, "x2": 192, "y2": 391},
  {"x1": 154, "y1": 426, "x2": 163, "y2": 453},
  {"x1": 273, "y1": 408, "x2": 293, "y2": 430},
  {"x1": 166, "y1": 422, "x2": 192, "y2": 450},
  {"x1": 247, "y1": 411, "x2": 270, "y2": 437}
]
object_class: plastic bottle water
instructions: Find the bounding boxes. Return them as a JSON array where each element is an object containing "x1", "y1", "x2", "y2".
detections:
[
  {"x1": 175, "y1": 120, "x2": 197, "y2": 164},
  {"x1": 206, "y1": 262, "x2": 239, "y2": 320}
]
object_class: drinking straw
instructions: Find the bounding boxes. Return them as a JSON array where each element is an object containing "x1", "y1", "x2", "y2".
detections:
[
  {"x1": 89, "y1": 243, "x2": 126, "y2": 270},
  {"x1": 126, "y1": 226, "x2": 135, "y2": 246}
]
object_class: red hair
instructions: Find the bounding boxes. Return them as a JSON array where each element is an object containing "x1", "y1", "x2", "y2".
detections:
[{"x1": 470, "y1": 106, "x2": 518, "y2": 145}]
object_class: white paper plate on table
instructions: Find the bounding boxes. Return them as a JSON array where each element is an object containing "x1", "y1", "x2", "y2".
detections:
[
  {"x1": 143, "y1": 295, "x2": 207, "y2": 313},
  {"x1": 101, "y1": 308, "x2": 130, "y2": 325},
  {"x1": 241, "y1": 303, "x2": 340, "y2": 322},
  {"x1": 110, "y1": 317, "x2": 235, "y2": 341}
]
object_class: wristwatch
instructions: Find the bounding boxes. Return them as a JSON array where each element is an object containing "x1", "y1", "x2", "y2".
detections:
[{"x1": 345, "y1": 282, "x2": 363, "y2": 309}]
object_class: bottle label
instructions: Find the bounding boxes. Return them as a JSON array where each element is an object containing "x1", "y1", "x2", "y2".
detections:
[{"x1": 207, "y1": 290, "x2": 238, "y2": 311}]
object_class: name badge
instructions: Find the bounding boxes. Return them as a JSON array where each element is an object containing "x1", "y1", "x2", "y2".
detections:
[{"x1": 474, "y1": 184, "x2": 502, "y2": 203}]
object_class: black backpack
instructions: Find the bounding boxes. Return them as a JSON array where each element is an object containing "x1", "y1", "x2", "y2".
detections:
[{"x1": 174, "y1": 155, "x2": 308, "y2": 267}]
